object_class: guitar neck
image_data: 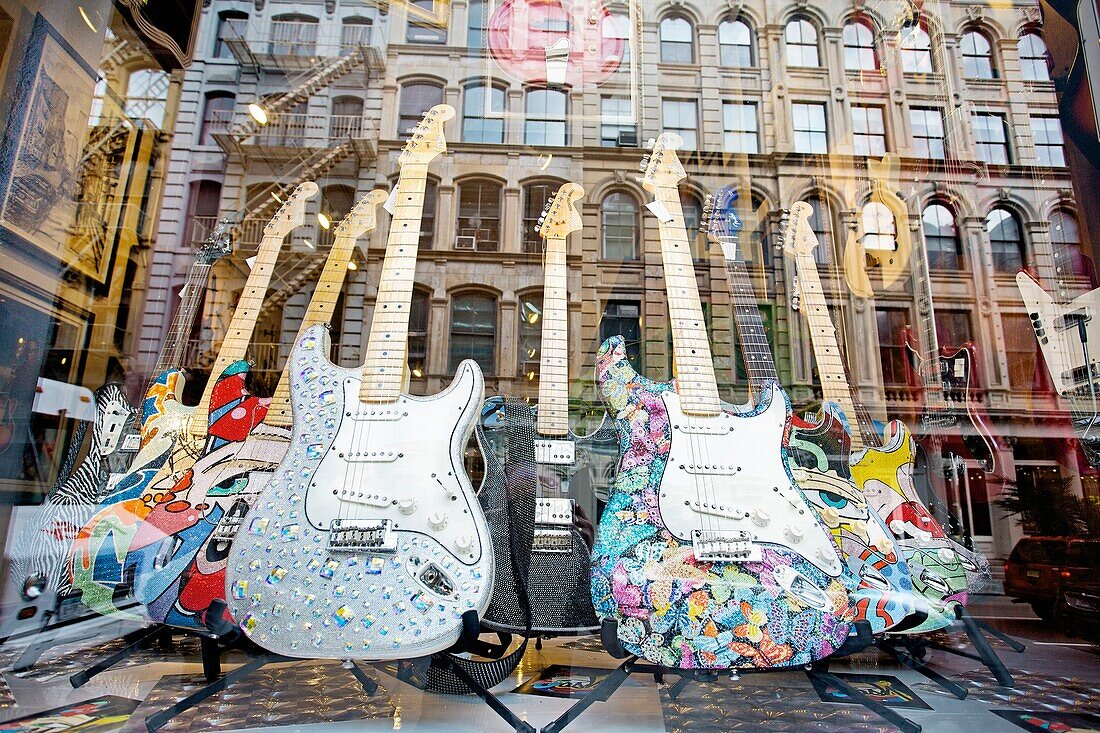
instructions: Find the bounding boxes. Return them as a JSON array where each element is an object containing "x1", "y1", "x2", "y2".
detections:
[
  {"x1": 266, "y1": 232, "x2": 358, "y2": 427},
  {"x1": 150, "y1": 261, "x2": 213, "y2": 382},
  {"x1": 537, "y1": 236, "x2": 570, "y2": 436},
  {"x1": 722, "y1": 249, "x2": 780, "y2": 393},
  {"x1": 360, "y1": 165, "x2": 429, "y2": 403},
  {"x1": 653, "y1": 185, "x2": 721, "y2": 416},
  {"x1": 189, "y1": 232, "x2": 285, "y2": 437},
  {"x1": 793, "y1": 250, "x2": 863, "y2": 451}
]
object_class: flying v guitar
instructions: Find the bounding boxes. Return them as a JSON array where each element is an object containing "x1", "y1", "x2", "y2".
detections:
[
  {"x1": 590, "y1": 134, "x2": 853, "y2": 670},
  {"x1": 226, "y1": 105, "x2": 494, "y2": 661},
  {"x1": 69, "y1": 185, "x2": 317, "y2": 621},
  {"x1": 479, "y1": 182, "x2": 617, "y2": 636},
  {"x1": 708, "y1": 187, "x2": 916, "y2": 634}
]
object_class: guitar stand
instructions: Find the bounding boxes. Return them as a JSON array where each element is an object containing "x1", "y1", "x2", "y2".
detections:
[
  {"x1": 67, "y1": 625, "x2": 189, "y2": 687},
  {"x1": 541, "y1": 621, "x2": 921, "y2": 733}
]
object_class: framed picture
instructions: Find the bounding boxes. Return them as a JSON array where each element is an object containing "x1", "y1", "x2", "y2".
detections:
[{"x1": 0, "y1": 13, "x2": 100, "y2": 279}]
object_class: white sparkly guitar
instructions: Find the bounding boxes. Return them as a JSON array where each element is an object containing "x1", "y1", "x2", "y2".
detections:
[{"x1": 226, "y1": 105, "x2": 494, "y2": 660}]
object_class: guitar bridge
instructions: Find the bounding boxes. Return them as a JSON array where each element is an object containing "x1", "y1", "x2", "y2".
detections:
[
  {"x1": 534, "y1": 439, "x2": 575, "y2": 465},
  {"x1": 691, "y1": 530, "x2": 762, "y2": 562},
  {"x1": 532, "y1": 528, "x2": 572, "y2": 553},
  {"x1": 328, "y1": 519, "x2": 396, "y2": 552}
]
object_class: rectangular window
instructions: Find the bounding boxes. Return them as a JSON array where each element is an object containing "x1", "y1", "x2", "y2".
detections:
[
  {"x1": 662, "y1": 99, "x2": 698, "y2": 150},
  {"x1": 876, "y1": 307, "x2": 910, "y2": 386},
  {"x1": 973, "y1": 112, "x2": 1011, "y2": 164},
  {"x1": 600, "y1": 300, "x2": 642, "y2": 369},
  {"x1": 1002, "y1": 312, "x2": 1042, "y2": 390},
  {"x1": 723, "y1": 102, "x2": 758, "y2": 154},
  {"x1": 934, "y1": 310, "x2": 973, "y2": 349},
  {"x1": 407, "y1": 0, "x2": 447, "y2": 43},
  {"x1": 525, "y1": 89, "x2": 568, "y2": 146},
  {"x1": 910, "y1": 107, "x2": 946, "y2": 160},
  {"x1": 601, "y1": 95, "x2": 635, "y2": 147},
  {"x1": 462, "y1": 84, "x2": 504, "y2": 143},
  {"x1": 467, "y1": 0, "x2": 486, "y2": 49},
  {"x1": 449, "y1": 296, "x2": 496, "y2": 374},
  {"x1": 792, "y1": 102, "x2": 828, "y2": 154},
  {"x1": 851, "y1": 105, "x2": 886, "y2": 156},
  {"x1": 213, "y1": 13, "x2": 243, "y2": 58},
  {"x1": 1031, "y1": 116, "x2": 1066, "y2": 167}
]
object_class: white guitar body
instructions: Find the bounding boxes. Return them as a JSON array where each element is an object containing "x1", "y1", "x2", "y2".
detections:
[
  {"x1": 1016, "y1": 271, "x2": 1100, "y2": 395},
  {"x1": 226, "y1": 325, "x2": 493, "y2": 659},
  {"x1": 656, "y1": 388, "x2": 842, "y2": 579}
]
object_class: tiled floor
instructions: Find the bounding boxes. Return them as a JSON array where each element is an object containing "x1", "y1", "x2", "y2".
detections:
[{"x1": 0, "y1": 596, "x2": 1097, "y2": 733}]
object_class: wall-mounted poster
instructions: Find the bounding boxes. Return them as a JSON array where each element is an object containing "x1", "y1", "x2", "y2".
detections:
[{"x1": 0, "y1": 14, "x2": 98, "y2": 279}]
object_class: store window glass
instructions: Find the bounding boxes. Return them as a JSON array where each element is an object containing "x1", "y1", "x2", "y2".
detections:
[
  {"x1": 525, "y1": 88, "x2": 568, "y2": 146},
  {"x1": 681, "y1": 191, "x2": 706, "y2": 259},
  {"x1": 807, "y1": 196, "x2": 834, "y2": 264},
  {"x1": 718, "y1": 18, "x2": 753, "y2": 67},
  {"x1": 449, "y1": 293, "x2": 496, "y2": 374},
  {"x1": 862, "y1": 201, "x2": 896, "y2": 250},
  {"x1": 843, "y1": 19, "x2": 878, "y2": 71},
  {"x1": 269, "y1": 13, "x2": 317, "y2": 56},
  {"x1": 1019, "y1": 32, "x2": 1051, "y2": 81},
  {"x1": 341, "y1": 17, "x2": 373, "y2": 51},
  {"x1": 463, "y1": 82, "x2": 505, "y2": 143},
  {"x1": 467, "y1": 0, "x2": 486, "y2": 50},
  {"x1": 601, "y1": 191, "x2": 639, "y2": 260},
  {"x1": 330, "y1": 95, "x2": 363, "y2": 139},
  {"x1": 961, "y1": 31, "x2": 997, "y2": 79},
  {"x1": 659, "y1": 15, "x2": 694, "y2": 64},
  {"x1": 900, "y1": 25, "x2": 934, "y2": 73},
  {"x1": 987, "y1": 207, "x2": 1028, "y2": 272},
  {"x1": 419, "y1": 178, "x2": 439, "y2": 250},
  {"x1": 785, "y1": 18, "x2": 820, "y2": 67}
]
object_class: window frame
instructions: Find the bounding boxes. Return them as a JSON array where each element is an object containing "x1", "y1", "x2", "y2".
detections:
[
  {"x1": 1018, "y1": 33, "x2": 1051, "y2": 82},
  {"x1": 199, "y1": 91, "x2": 235, "y2": 145},
  {"x1": 462, "y1": 81, "x2": 505, "y2": 144},
  {"x1": 986, "y1": 207, "x2": 1028, "y2": 273},
  {"x1": 961, "y1": 30, "x2": 997, "y2": 79},
  {"x1": 722, "y1": 102, "x2": 759, "y2": 154},
  {"x1": 792, "y1": 101, "x2": 828, "y2": 154},
  {"x1": 842, "y1": 19, "x2": 878, "y2": 71},
  {"x1": 521, "y1": 180, "x2": 565, "y2": 253},
  {"x1": 922, "y1": 202, "x2": 965, "y2": 270},
  {"x1": 785, "y1": 18, "x2": 821, "y2": 68},
  {"x1": 1031, "y1": 116, "x2": 1066, "y2": 167},
  {"x1": 524, "y1": 87, "x2": 569, "y2": 146},
  {"x1": 455, "y1": 178, "x2": 503, "y2": 251},
  {"x1": 900, "y1": 25, "x2": 934, "y2": 74},
  {"x1": 662, "y1": 98, "x2": 699, "y2": 150},
  {"x1": 600, "y1": 190, "x2": 641, "y2": 260},
  {"x1": 718, "y1": 17, "x2": 754, "y2": 67},
  {"x1": 659, "y1": 15, "x2": 695, "y2": 64},
  {"x1": 972, "y1": 111, "x2": 1012, "y2": 165},
  {"x1": 851, "y1": 105, "x2": 887, "y2": 156},
  {"x1": 398, "y1": 81, "x2": 445, "y2": 136},
  {"x1": 448, "y1": 291, "x2": 498, "y2": 375},
  {"x1": 910, "y1": 106, "x2": 946, "y2": 159}
]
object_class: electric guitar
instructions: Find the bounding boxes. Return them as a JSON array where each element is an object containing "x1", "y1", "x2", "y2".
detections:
[
  {"x1": 134, "y1": 189, "x2": 386, "y2": 630},
  {"x1": 1016, "y1": 271, "x2": 1100, "y2": 468},
  {"x1": 591, "y1": 134, "x2": 853, "y2": 671},
  {"x1": 69, "y1": 185, "x2": 317, "y2": 620},
  {"x1": 708, "y1": 188, "x2": 915, "y2": 634},
  {"x1": 479, "y1": 182, "x2": 617, "y2": 635},
  {"x1": 226, "y1": 105, "x2": 494, "y2": 661}
]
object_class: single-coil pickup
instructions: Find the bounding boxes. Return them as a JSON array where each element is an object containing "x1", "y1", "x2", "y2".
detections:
[
  {"x1": 674, "y1": 460, "x2": 742, "y2": 475},
  {"x1": 350, "y1": 408, "x2": 406, "y2": 422},
  {"x1": 535, "y1": 439, "x2": 576, "y2": 465},
  {"x1": 535, "y1": 497, "x2": 574, "y2": 527},
  {"x1": 341, "y1": 449, "x2": 401, "y2": 463},
  {"x1": 212, "y1": 515, "x2": 243, "y2": 543},
  {"x1": 533, "y1": 528, "x2": 572, "y2": 553},
  {"x1": 686, "y1": 500, "x2": 774, "y2": 526},
  {"x1": 672, "y1": 417, "x2": 734, "y2": 435},
  {"x1": 328, "y1": 519, "x2": 396, "y2": 552},
  {"x1": 692, "y1": 529, "x2": 762, "y2": 562},
  {"x1": 333, "y1": 488, "x2": 393, "y2": 508}
]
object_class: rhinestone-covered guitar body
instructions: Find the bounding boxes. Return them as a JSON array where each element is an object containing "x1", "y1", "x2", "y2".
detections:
[
  {"x1": 225, "y1": 325, "x2": 493, "y2": 659},
  {"x1": 787, "y1": 405, "x2": 917, "y2": 634},
  {"x1": 591, "y1": 336, "x2": 854, "y2": 670}
]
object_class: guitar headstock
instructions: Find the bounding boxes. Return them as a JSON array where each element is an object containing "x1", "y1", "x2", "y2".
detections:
[
  {"x1": 702, "y1": 185, "x2": 743, "y2": 261},
  {"x1": 334, "y1": 189, "x2": 388, "y2": 239},
  {"x1": 782, "y1": 200, "x2": 817, "y2": 259},
  {"x1": 197, "y1": 212, "x2": 240, "y2": 262},
  {"x1": 398, "y1": 104, "x2": 455, "y2": 166},
  {"x1": 264, "y1": 182, "x2": 319, "y2": 238},
  {"x1": 536, "y1": 182, "x2": 585, "y2": 240},
  {"x1": 639, "y1": 133, "x2": 686, "y2": 195}
]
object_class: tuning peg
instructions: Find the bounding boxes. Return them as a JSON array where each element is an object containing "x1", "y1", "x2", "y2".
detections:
[{"x1": 647, "y1": 137, "x2": 656, "y2": 149}]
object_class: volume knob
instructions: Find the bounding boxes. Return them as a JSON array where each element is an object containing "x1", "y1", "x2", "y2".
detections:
[
  {"x1": 454, "y1": 535, "x2": 474, "y2": 553},
  {"x1": 429, "y1": 512, "x2": 448, "y2": 531},
  {"x1": 785, "y1": 525, "x2": 804, "y2": 543},
  {"x1": 398, "y1": 498, "x2": 418, "y2": 515},
  {"x1": 751, "y1": 509, "x2": 771, "y2": 527}
]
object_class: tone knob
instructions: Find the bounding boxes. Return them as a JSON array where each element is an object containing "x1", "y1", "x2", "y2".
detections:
[
  {"x1": 784, "y1": 525, "x2": 804, "y2": 543},
  {"x1": 398, "y1": 498, "x2": 418, "y2": 515},
  {"x1": 751, "y1": 509, "x2": 771, "y2": 527},
  {"x1": 429, "y1": 512, "x2": 448, "y2": 531},
  {"x1": 818, "y1": 506, "x2": 840, "y2": 525},
  {"x1": 454, "y1": 535, "x2": 475, "y2": 553}
]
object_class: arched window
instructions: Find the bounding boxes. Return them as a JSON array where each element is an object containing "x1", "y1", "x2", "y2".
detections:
[
  {"x1": 330, "y1": 96, "x2": 363, "y2": 140},
  {"x1": 214, "y1": 10, "x2": 247, "y2": 58},
  {"x1": 125, "y1": 69, "x2": 169, "y2": 127},
  {"x1": 463, "y1": 82, "x2": 505, "y2": 143},
  {"x1": 269, "y1": 13, "x2": 317, "y2": 56},
  {"x1": 525, "y1": 88, "x2": 568, "y2": 146},
  {"x1": 199, "y1": 91, "x2": 235, "y2": 145},
  {"x1": 986, "y1": 207, "x2": 1027, "y2": 272},
  {"x1": 341, "y1": 16, "x2": 373, "y2": 51},
  {"x1": 718, "y1": 18, "x2": 753, "y2": 67},
  {"x1": 659, "y1": 15, "x2": 694, "y2": 63},
  {"x1": 681, "y1": 191, "x2": 706, "y2": 259},
  {"x1": 843, "y1": 19, "x2": 878, "y2": 71},
  {"x1": 1018, "y1": 33, "x2": 1050, "y2": 81},
  {"x1": 407, "y1": 0, "x2": 447, "y2": 43},
  {"x1": 456, "y1": 179, "x2": 502, "y2": 251},
  {"x1": 807, "y1": 196, "x2": 834, "y2": 264},
  {"x1": 862, "y1": 201, "x2": 897, "y2": 251},
  {"x1": 785, "y1": 18, "x2": 820, "y2": 67},
  {"x1": 1051, "y1": 210, "x2": 1093, "y2": 282},
  {"x1": 922, "y1": 203, "x2": 964, "y2": 270},
  {"x1": 961, "y1": 31, "x2": 996, "y2": 79},
  {"x1": 606, "y1": 11, "x2": 631, "y2": 64},
  {"x1": 522, "y1": 180, "x2": 563, "y2": 252},
  {"x1": 449, "y1": 293, "x2": 497, "y2": 374},
  {"x1": 419, "y1": 178, "x2": 438, "y2": 250},
  {"x1": 399, "y1": 82, "x2": 444, "y2": 135},
  {"x1": 601, "y1": 191, "x2": 639, "y2": 260},
  {"x1": 517, "y1": 291, "x2": 543, "y2": 379},
  {"x1": 409, "y1": 289, "x2": 430, "y2": 378},
  {"x1": 900, "y1": 25, "x2": 933, "y2": 73}
]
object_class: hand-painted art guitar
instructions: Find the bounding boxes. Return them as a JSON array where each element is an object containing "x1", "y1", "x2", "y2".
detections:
[
  {"x1": 133, "y1": 189, "x2": 387, "y2": 629},
  {"x1": 590, "y1": 134, "x2": 853, "y2": 671},
  {"x1": 69, "y1": 186, "x2": 317, "y2": 620},
  {"x1": 479, "y1": 182, "x2": 617, "y2": 636},
  {"x1": 227, "y1": 105, "x2": 494, "y2": 661},
  {"x1": 708, "y1": 187, "x2": 915, "y2": 635}
]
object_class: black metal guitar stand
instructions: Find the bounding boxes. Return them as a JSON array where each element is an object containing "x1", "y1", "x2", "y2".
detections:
[
  {"x1": 541, "y1": 620, "x2": 921, "y2": 733},
  {"x1": 67, "y1": 624, "x2": 186, "y2": 687}
]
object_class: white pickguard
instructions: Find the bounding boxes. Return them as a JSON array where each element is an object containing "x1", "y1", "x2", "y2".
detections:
[
  {"x1": 657, "y1": 389, "x2": 842, "y2": 578},
  {"x1": 1017, "y1": 271, "x2": 1100, "y2": 396},
  {"x1": 225, "y1": 325, "x2": 493, "y2": 660}
]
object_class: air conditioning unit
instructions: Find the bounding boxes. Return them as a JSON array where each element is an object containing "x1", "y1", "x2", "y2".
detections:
[
  {"x1": 617, "y1": 129, "x2": 639, "y2": 147},
  {"x1": 454, "y1": 236, "x2": 476, "y2": 250}
]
